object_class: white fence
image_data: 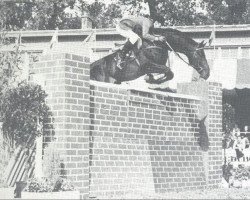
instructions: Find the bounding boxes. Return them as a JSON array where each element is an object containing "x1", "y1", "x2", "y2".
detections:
[{"x1": 225, "y1": 148, "x2": 250, "y2": 166}]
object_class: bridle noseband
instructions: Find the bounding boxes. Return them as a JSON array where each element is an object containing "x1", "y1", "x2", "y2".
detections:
[
  {"x1": 164, "y1": 38, "x2": 207, "y2": 77},
  {"x1": 191, "y1": 46, "x2": 206, "y2": 75}
]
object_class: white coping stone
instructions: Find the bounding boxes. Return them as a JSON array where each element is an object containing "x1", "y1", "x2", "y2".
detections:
[{"x1": 90, "y1": 80, "x2": 201, "y2": 101}]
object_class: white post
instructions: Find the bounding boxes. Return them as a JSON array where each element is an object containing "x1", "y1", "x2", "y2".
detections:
[
  {"x1": 35, "y1": 135, "x2": 43, "y2": 178},
  {"x1": 23, "y1": 52, "x2": 30, "y2": 81},
  {"x1": 237, "y1": 47, "x2": 242, "y2": 59},
  {"x1": 34, "y1": 117, "x2": 43, "y2": 179},
  {"x1": 32, "y1": 76, "x2": 46, "y2": 179},
  {"x1": 218, "y1": 47, "x2": 222, "y2": 59}
]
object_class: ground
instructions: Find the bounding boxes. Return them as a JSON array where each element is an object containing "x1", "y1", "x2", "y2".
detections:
[{"x1": 107, "y1": 188, "x2": 250, "y2": 199}]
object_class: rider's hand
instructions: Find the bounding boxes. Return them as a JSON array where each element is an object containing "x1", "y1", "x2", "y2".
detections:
[
  {"x1": 158, "y1": 36, "x2": 166, "y2": 42},
  {"x1": 155, "y1": 36, "x2": 166, "y2": 42}
]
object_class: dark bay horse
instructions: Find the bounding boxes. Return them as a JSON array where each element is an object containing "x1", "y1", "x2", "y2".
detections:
[{"x1": 90, "y1": 28, "x2": 210, "y2": 84}]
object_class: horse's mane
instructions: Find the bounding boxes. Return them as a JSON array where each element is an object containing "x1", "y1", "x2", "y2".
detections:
[
  {"x1": 154, "y1": 27, "x2": 198, "y2": 46},
  {"x1": 91, "y1": 50, "x2": 118, "y2": 68}
]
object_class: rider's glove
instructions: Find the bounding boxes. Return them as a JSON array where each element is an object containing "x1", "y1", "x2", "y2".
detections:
[{"x1": 155, "y1": 36, "x2": 165, "y2": 42}]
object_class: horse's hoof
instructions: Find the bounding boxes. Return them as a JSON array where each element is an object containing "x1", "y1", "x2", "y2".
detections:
[{"x1": 144, "y1": 74, "x2": 154, "y2": 83}]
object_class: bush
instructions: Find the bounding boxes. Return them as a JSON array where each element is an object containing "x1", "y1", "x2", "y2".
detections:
[
  {"x1": 24, "y1": 177, "x2": 75, "y2": 193},
  {"x1": 0, "y1": 82, "x2": 53, "y2": 148},
  {"x1": 234, "y1": 165, "x2": 250, "y2": 182},
  {"x1": 222, "y1": 103, "x2": 236, "y2": 135},
  {"x1": 223, "y1": 164, "x2": 250, "y2": 188}
]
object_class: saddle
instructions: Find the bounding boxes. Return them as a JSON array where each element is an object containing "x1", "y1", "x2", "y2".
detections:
[{"x1": 114, "y1": 41, "x2": 166, "y2": 71}]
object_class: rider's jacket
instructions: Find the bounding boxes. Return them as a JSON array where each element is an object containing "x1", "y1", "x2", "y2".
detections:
[{"x1": 118, "y1": 16, "x2": 156, "y2": 42}]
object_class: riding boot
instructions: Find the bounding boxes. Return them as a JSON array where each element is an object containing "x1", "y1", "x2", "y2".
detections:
[{"x1": 117, "y1": 41, "x2": 134, "y2": 69}]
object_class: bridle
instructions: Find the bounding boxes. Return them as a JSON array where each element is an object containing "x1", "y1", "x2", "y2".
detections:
[
  {"x1": 191, "y1": 47, "x2": 206, "y2": 74},
  {"x1": 164, "y1": 39, "x2": 206, "y2": 76}
]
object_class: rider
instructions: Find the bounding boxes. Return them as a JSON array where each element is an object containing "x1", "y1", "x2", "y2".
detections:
[{"x1": 116, "y1": 0, "x2": 166, "y2": 68}]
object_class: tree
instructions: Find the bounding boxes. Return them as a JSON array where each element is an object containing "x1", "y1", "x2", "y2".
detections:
[
  {"x1": 77, "y1": 0, "x2": 122, "y2": 28},
  {"x1": 0, "y1": 32, "x2": 22, "y2": 96},
  {"x1": 31, "y1": 0, "x2": 78, "y2": 30},
  {"x1": 119, "y1": 0, "x2": 209, "y2": 26},
  {"x1": 0, "y1": 0, "x2": 249, "y2": 30},
  {"x1": 0, "y1": 1, "x2": 33, "y2": 30},
  {"x1": 119, "y1": 0, "x2": 250, "y2": 25},
  {"x1": 0, "y1": 0, "x2": 122, "y2": 30},
  {"x1": 202, "y1": 0, "x2": 248, "y2": 24},
  {"x1": 0, "y1": 83, "x2": 52, "y2": 148}
]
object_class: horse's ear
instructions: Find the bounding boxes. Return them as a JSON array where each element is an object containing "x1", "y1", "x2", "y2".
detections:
[{"x1": 199, "y1": 40, "x2": 206, "y2": 48}]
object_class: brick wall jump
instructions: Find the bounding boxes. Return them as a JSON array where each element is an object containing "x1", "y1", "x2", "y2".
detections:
[
  {"x1": 89, "y1": 81, "x2": 222, "y2": 198},
  {"x1": 32, "y1": 53, "x2": 222, "y2": 199}
]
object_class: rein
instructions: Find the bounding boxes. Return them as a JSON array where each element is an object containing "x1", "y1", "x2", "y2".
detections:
[
  {"x1": 142, "y1": 46, "x2": 171, "y2": 72},
  {"x1": 162, "y1": 39, "x2": 204, "y2": 74}
]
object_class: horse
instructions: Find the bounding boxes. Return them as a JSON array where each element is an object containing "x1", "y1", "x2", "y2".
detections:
[{"x1": 90, "y1": 27, "x2": 210, "y2": 84}]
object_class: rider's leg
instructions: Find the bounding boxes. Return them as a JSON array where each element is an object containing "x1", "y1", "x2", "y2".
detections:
[
  {"x1": 116, "y1": 23, "x2": 141, "y2": 54},
  {"x1": 120, "y1": 40, "x2": 134, "y2": 59}
]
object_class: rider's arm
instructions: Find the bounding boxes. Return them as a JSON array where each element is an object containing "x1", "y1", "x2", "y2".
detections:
[{"x1": 142, "y1": 18, "x2": 159, "y2": 42}]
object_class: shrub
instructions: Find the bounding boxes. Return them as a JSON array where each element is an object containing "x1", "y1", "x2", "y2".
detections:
[
  {"x1": 234, "y1": 165, "x2": 250, "y2": 182},
  {"x1": 0, "y1": 82, "x2": 53, "y2": 148},
  {"x1": 24, "y1": 177, "x2": 75, "y2": 193},
  {"x1": 222, "y1": 103, "x2": 236, "y2": 136}
]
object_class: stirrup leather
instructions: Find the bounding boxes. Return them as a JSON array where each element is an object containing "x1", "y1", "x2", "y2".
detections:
[{"x1": 116, "y1": 53, "x2": 126, "y2": 69}]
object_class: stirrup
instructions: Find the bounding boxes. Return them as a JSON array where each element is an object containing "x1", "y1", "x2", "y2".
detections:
[
  {"x1": 117, "y1": 55, "x2": 125, "y2": 69},
  {"x1": 117, "y1": 63, "x2": 122, "y2": 70}
]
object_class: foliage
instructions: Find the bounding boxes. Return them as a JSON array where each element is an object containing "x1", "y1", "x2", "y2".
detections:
[
  {"x1": 202, "y1": 0, "x2": 248, "y2": 25},
  {"x1": 118, "y1": 0, "x2": 250, "y2": 26},
  {"x1": 0, "y1": 0, "x2": 122, "y2": 30},
  {"x1": 24, "y1": 177, "x2": 75, "y2": 193},
  {"x1": 0, "y1": 1, "x2": 33, "y2": 30},
  {"x1": 119, "y1": 0, "x2": 209, "y2": 26},
  {"x1": 222, "y1": 103, "x2": 236, "y2": 135},
  {"x1": 0, "y1": 82, "x2": 52, "y2": 148},
  {"x1": 0, "y1": 31, "x2": 22, "y2": 96},
  {"x1": 0, "y1": 0, "x2": 249, "y2": 30},
  {"x1": 223, "y1": 163, "x2": 250, "y2": 188},
  {"x1": 30, "y1": 0, "x2": 78, "y2": 30},
  {"x1": 0, "y1": 0, "x2": 75, "y2": 30},
  {"x1": 73, "y1": 0, "x2": 122, "y2": 28},
  {"x1": 234, "y1": 165, "x2": 250, "y2": 182}
]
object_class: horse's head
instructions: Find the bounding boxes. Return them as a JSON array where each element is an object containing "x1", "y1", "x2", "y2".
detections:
[{"x1": 189, "y1": 40, "x2": 210, "y2": 80}]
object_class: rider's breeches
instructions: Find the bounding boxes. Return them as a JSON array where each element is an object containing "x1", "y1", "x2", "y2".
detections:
[{"x1": 116, "y1": 23, "x2": 141, "y2": 45}]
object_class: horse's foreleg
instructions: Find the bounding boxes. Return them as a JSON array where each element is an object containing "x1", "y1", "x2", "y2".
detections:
[
  {"x1": 164, "y1": 70, "x2": 174, "y2": 81},
  {"x1": 144, "y1": 74, "x2": 154, "y2": 83}
]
